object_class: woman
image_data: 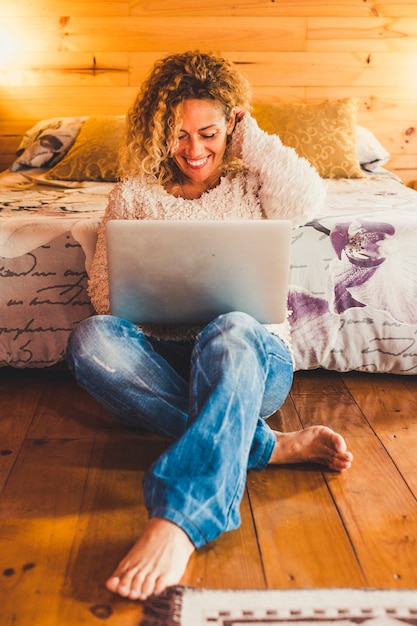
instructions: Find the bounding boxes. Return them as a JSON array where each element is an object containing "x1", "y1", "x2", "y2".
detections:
[{"x1": 66, "y1": 51, "x2": 353, "y2": 602}]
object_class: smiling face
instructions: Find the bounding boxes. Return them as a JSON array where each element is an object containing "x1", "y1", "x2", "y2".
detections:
[{"x1": 172, "y1": 99, "x2": 236, "y2": 187}]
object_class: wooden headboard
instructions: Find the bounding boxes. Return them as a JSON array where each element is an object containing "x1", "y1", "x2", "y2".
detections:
[{"x1": 1, "y1": 1, "x2": 417, "y2": 184}]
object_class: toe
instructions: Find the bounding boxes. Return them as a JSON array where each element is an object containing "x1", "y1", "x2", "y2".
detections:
[
  {"x1": 133, "y1": 570, "x2": 156, "y2": 600},
  {"x1": 114, "y1": 568, "x2": 139, "y2": 598},
  {"x1": 106, "y1": 576, "x2": 121, "y2": 593}
]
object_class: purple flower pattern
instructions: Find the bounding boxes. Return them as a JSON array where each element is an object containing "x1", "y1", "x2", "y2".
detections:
[{"x1": 328, "y1": 220, "x2": 395, "y2": 314}]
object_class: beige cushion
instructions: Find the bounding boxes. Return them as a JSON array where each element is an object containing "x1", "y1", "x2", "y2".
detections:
[
  {"x1": 252, "y1": 98, "x2": 364, "y2": 178},
  {"x1": 46, "y1": 116, "x2": 125, "y2": 182}
]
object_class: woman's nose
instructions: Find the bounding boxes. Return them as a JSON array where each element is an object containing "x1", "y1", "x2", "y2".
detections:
[{"x1": 187, "y1": 135, "x2": 203, "y2": 155}]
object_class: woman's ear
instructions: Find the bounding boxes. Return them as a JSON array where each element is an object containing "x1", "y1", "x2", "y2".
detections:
[{"x1": 226, "y1": 109, "x2": 237, "y2": 135}]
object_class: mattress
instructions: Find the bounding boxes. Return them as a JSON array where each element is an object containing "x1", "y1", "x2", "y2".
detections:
[
  {"x1": 0, "y1": 169, "x2": 111, "y2": 367},
  {"x1": 1, "y1": 167, "x2": 416, "y2": 374}
]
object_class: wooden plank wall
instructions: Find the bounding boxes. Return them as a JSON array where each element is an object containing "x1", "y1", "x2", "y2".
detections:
[{"x1": 1, "y1": 1, "x2": 417, "y2": 183}]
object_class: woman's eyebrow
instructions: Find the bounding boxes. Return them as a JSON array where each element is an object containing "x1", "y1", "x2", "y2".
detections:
[
  {"x1": 180, "y1": 123, "x2": 219, "y2": 133},
  {"x1": 199, "y1": 123, "x2": 219, "y2": 131}
]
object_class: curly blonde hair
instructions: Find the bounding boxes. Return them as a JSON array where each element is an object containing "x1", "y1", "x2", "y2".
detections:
[{"x1": 119, "y1": 50, "x2": 252, "y2": 183}]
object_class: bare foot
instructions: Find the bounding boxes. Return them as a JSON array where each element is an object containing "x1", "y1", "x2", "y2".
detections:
[
  {"x1": 268, "y1": 425, "x2": 353, "y2": 472},
  {"x1": 106, "y1": 517, "x2": 195, "y2": 601}
]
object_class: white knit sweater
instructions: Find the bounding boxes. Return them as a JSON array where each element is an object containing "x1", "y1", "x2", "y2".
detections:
[{"x1": 88, "y1": 115, "x2": 326, "y2": 350}]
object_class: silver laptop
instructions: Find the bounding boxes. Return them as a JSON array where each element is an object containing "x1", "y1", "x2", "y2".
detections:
[{"x1": 106, "y1": 219, "x2": 292, "y2": 325}]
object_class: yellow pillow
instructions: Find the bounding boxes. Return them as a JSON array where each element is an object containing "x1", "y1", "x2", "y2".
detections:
[
  {"x1": 252, "y1": 98, "x2": 364, "y2": 179},
  {"x1": 46, "y1": 116, "x2": 125, "y2": 182}
]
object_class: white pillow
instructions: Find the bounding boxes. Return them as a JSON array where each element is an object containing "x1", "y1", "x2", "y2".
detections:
[
  {"x1": 10, "y1": 117, "x2": 88, "y2": 171},
  {"x1": 356, "y1": 125, "x2": 390, "y2": 172}
]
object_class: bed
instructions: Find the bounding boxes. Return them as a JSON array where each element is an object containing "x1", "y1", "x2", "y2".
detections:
[{"x1": 1, "y1": 101, "x2": 417, "y2": 374}]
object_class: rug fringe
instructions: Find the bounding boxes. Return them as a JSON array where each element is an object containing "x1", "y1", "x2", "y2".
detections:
[{"x1": 140, "y1": 585, "x2": 185, "y2": 626}]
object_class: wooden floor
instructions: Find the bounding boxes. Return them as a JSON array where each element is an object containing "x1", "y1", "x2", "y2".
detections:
[{"x1": 1, "y1": 366, "x2": 417, "y2": 625}]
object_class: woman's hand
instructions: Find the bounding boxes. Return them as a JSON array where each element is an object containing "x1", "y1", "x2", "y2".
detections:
[{"x1": 230, "y1": 108, "x2": 250, "y2": 159}]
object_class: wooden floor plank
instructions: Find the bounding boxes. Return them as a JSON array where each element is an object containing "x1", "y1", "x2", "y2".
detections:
[
  {"x1": 291, "y1": 375, "x2": 370, "y2": 438},
  {"x1": 0, "y1": 438, "x2": 93, "y2": 626},
  {"x1": 327, "y1": 433, "x2": 417, "y2": 588},
  {"x1": 27, "y1": 371, "x2": 116, "y2": 439},
  {"x1": 0, "y1": 371, "x2": 45, "y2": 492},
  {"x1": 248, "y1": 465, "x2": 366, "y2": 588},
  {"x1": 57, "y1": 435, "x2": 153, "y2": 625},
  {"x1": 290, "y1": 369, "x2": 348, "y2": 397},
  {"x1": 289, "y1": 371, "x2": 417, "y2": 587},
  {"x1": 248, "y1": 395, "x2": 364, "y2": 588},
  {"x1": 342, "y1": 373, "x2": 417, "y2": 477}
]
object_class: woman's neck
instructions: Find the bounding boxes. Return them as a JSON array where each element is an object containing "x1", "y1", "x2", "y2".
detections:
[{"x1": 170, "y1": 174, "x2": 222, "y2": 200}]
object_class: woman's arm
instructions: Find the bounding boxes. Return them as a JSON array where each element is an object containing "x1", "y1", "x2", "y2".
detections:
[
  {"x1": 88, "y1": 182, "x2": 135, "y2": 314},
  {"x1": 88, "y1": 178, "x2": 169, "y2": 313},
  {"x1": 231, "y1": 113, "x2": 326, "y2": 227}
]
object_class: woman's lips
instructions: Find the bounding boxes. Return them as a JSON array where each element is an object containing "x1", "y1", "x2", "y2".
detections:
[{"x1": 185, "y1": 156, "x2": 209, "y2": 169}]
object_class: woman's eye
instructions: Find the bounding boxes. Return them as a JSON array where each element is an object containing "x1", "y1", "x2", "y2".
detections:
[{"x1": 177, "y1": 132, "x2": 217, "y2": 141}]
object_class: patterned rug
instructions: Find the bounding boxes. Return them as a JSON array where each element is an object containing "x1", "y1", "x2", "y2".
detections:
[{"x1": 140, "y1": 585, "x2": 417, "y2": 625}]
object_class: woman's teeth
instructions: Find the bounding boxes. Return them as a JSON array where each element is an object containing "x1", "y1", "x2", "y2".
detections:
[{"x1": 186, "y1": 157, "x2": 208, "y2": 168}]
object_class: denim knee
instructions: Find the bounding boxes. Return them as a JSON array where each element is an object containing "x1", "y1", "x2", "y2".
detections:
[
  {"x1": 214, "y1": 311, "x2": 261, "y2": 331},
  {"x1": 200, "y1": 311, "x2": 293, "y2": 421},
  {"x1": 66, "y1": 314, "x2": 117, "y2": 376},
  {"x1": 200, "y1": 311, "x2": 265, "y2": 345}
]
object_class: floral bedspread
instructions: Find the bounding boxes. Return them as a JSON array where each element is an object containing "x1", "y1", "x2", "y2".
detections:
[{"x1": 289, "y1": 174, "x2": 417, "y2": 374}]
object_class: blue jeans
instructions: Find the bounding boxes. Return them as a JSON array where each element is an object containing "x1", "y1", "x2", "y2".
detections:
[{"x1": 66, "y1": 311, "x2": 293, "y2": 548}]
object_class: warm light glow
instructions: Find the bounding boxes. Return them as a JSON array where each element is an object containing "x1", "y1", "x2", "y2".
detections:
[{"x1": 0, "y1": 30, "x2": 19, "y2": 67}]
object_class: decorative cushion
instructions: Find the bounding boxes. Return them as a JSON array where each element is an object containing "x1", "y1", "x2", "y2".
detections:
[
  {"x1": 10, "y1": 117, "x2": 87, "y2": 171},
  {"x1": 252, "y1": 98, "x2": 364, "y2": 178},
  {"x1": 356, "y1": 125, "x2": 390, "y2": 171},
  {"x1": 46, "y1": 116, "x2": 125, "y2": 182}
]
